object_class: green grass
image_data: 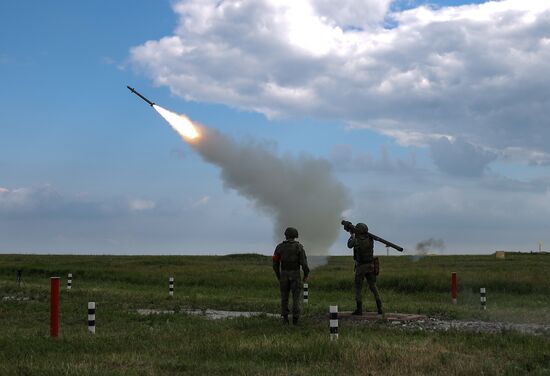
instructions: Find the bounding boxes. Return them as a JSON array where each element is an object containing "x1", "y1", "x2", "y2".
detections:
[{"x1": 1, "y1": 253, "x2": 549, "y2": 375}]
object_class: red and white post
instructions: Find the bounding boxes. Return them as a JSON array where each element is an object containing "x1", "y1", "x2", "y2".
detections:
[
  {"x1": 50, "y1": 277, "x2": 60, "y2": 337},
  {"x1": 451, "y1": 272, "x2": 457, "y2": 304}
]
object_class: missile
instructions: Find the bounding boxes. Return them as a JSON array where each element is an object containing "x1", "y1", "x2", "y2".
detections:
[{"x1": 127, "y1": 85, "x2": 155, "y2": 107}]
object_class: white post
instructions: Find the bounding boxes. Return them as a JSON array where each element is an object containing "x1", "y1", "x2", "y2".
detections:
[
  {"x1": 67, "y1": 273, "x2": 72, "y2": 290},
  {"x1": 169, "y1": 277, "x2": 174, "y2": 297},
  {"x1": 329, "y1": 305, "x2": 338, "y2": 340},
  {"x1": 303, "y1": 283, "x2": 309, "y2": 303},
  {"x1": 88, "y1": 302, "x2": 96, "y2": 334},
  {"x1": 480, "y1": 288, "x2": 486, "y2": 310}
]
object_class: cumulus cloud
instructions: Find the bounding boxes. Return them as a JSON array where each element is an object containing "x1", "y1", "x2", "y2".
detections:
[
  {"x1": 0, "y1": 185, "x2": 63, "y2": 215},
  {"x1": 429, "y1": 137, "x2": 497, "y2": 177},
  {"x1": 128, "y1": 199, "x2": 156, "y2": 211},
  {"x1": 331, "y1": 143, "x2": 418, "y2": 174},
  {"x1": 130, "y1": 0, "x2": 550, "y2": 170},
  {"x1": 0, "y1": 185, "x2": 159, "y2": 219},
  {"x1": 192, "y1": 195, "x2": 210, "y2": 207}
]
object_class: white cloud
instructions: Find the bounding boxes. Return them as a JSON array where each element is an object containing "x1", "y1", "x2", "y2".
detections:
[
  {"x1": 128, "y1": 199, "x2": 156, "y2": 211},
  {"x1": 429, "y1": 137, "x2": 497, "y2": 177},
  {"x1": 192, "y1": 195, "x2": 210, "y2": 207},
  {"x1": 331, "y1": 143, "x2": 418, "y2": 174},
  {"x1": 131, "y1": 0, "x2": 550, "y2": 167},
  {"x1": 0, "y1": 185, "x2": 61, "y2": 212},
  {"x1": 0, "y1": 185, "x2": 160, "y2": 219}
]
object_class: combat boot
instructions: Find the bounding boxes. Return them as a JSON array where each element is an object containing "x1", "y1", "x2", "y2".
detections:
[
  {"x1": 376, "y1": 299, "x2": 384, "y2": 315},
  {"x1": 292, "y1": 316, "x2": 299, "y2": 325},
  {"x1": 352, "y1": 300, "x2": 363, "y2": 315},
  {"x1": 282, "y1": 315, "x2": 289, "y2": 325}
]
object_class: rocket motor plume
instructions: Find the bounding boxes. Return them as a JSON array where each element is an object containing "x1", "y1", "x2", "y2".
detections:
[
  {"x1": 155, "y1": 106, "x2": 351, "y2": 267},
  {"x1": 153, "y1": 105, "x2": 201, "y2": 141}
]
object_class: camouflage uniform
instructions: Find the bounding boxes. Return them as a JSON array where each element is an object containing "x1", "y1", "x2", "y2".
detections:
[
  {"x1": 348, "y1": 228, "x2": 383, "y2": 315},
  {"x1": 273, "y1": 238, "x2": 310, "y2": 323}
]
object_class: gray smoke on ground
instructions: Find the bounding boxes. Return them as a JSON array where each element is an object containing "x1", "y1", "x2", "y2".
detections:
[
  {"x1": 413, "y1": 238, "x2": 445, "y2": 261},
  {"x1": 191, "y1": 127, "x2": 351, "y2": 268}
]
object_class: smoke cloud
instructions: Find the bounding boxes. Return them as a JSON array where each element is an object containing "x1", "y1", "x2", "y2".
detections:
[
  {"x1": 191, "y1": 127, "x2": 351, "y2": 266},
  {"x1": 415, "y1": 238, "x2": 445, "y2": 255}
]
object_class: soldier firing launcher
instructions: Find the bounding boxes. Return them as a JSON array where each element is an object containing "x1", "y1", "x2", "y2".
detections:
[{"x1": 341, "y1": 220, "x2": 404, "y2": 252}]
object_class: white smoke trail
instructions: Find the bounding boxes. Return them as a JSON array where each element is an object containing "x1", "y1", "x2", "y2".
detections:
[
  {"x1": 153, "y1": 105, "x2": 351, "y2": 267},
  {"x1": 191, "y1": 128, "x2": 351, "y2": 267}
]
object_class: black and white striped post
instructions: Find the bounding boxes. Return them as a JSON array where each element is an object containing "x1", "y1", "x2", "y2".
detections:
[
  {"x1": 169, "y1": 277, "x2": 174, "y2": 297},
  {"x1": 303, "y1": 283, "x2": 309, "y2": 303},
  {"x1": 480, "y1": 288, "x2": 486, "y2": 310},
  {"x1": 88, "y1": 302, "x2": 96, "y2": 334},
  {"x1": 329, "y1": 305, "x2": 338, "y2": 340},
  {"x1": 67, "y1": 273, "x2": 72, "y2": 290}
]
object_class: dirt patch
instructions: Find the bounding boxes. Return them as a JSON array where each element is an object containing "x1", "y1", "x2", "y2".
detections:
[
  {"x1": 395, "y1": 317, "x2": 550, "y2": 336},
  {"x1": 336, "y1": 311, "x2": 550, "y2": 336}
]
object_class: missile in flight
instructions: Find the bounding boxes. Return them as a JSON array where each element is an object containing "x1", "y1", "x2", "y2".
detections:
[{"x1": 127, "y1": 85, "x2": 155, "y2": 107}]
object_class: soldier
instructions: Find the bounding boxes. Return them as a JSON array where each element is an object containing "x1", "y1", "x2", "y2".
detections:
[
  {"x1": 272, "y1": 227, "x2": 310, "y2": 325},
  {"x1": 16, "y1": 269, "x2": 22, "y2": 287},
  {"x1": 347, "y1": 222, "x2": 384, "y2": 315}
]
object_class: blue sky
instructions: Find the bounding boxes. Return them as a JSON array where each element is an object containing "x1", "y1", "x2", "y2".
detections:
[{"x1": 1, "y1": 0, "x2": 549, "y2": 255}]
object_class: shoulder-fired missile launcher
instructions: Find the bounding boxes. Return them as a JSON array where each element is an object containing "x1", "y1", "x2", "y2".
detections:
[{"x1": 341, "y1": 220, "x2": 403, "y2": 252}]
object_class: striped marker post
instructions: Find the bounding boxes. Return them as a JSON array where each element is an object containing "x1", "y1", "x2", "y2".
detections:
[
  {"x1": 329, "y1": 305, "x2": 338, "y2": 340},
  {"x1": 303, "y1": 283, "x2": 309, "y2": 303},
  {"x1": 451, "y1": 272, "x2": 457, "y2": 304},
  {"x1": 480, "y1": 288, "x2": 487, "y2": 310},
  {"x1": 169, "y1": 277, "x2": 174, "y2": 297},
  {"x1": 67, "y1": 273, "x2": 72, "y2": 290},
  {"x1": 88, "y1": 302, "x2": 96, "y2": 334},
  {"x1": 50, "y1": 277, "x2": 60, "y2": 337}
]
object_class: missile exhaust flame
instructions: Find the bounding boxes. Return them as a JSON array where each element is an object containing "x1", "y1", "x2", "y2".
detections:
[{"x1": 153, "y1": 105, "x2": 201, "y2": 141}]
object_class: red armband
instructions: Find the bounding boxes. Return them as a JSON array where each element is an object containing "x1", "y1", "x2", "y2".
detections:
[{"x1": 272, "y1": 253, "x2": 281, "y2": 262}]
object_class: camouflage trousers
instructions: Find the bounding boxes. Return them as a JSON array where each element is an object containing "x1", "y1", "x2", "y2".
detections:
[
  {"x1": 279, "y1": 270, "x2": 302, "y2": 317},
  {"x1": 355, "y1": 263, "x2": 381, "y2": 303}
]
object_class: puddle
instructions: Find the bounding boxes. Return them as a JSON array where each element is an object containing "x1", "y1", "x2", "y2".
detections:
[
  {"x1": 135, "y1": 308, "x2": 279, "y2": 320},
  {"x1": 182, "y1": 309, "x2": 278, "y2": 320},
  {"x1": 136, "y1": 308, "x2": 279, "y2": 320},
  {"x1": 136, "y1": 309, "x2": 176, "y2": 315},
  {"x1": 2, "y1": 296, "x2": 32, "y2": 302}
]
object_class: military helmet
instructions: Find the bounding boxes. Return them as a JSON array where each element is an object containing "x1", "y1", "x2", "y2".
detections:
[
  {"x1": 355, "y1": 222, "x2": 369, "y2": 234},
  {"x1": 284, "y1": 227, "x2": 299, "y2": 239}
]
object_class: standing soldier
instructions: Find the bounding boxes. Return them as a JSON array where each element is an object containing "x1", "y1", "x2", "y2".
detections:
[
  {"x1": 273, "y1": 227, "x2": 310, "y2": 325},
  {"x1": 347, "y1": 223, "x2": 384, "y2": 315},
  {"x1": 16, "y1": 269, "x2": 23, "y2": 287}
]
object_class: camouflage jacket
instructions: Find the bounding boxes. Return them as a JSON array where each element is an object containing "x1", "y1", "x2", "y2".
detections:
[
  {"x1": 272, "y1": 240, "x2": 310, "y2": 278},
  {"x1": 347, "y1": 234, "x2": 374, "y2": 264}
]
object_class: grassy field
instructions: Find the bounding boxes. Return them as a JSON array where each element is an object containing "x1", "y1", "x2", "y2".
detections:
[{"x1": 0, "y1": 253, "x2": 549, "y2": 375}]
